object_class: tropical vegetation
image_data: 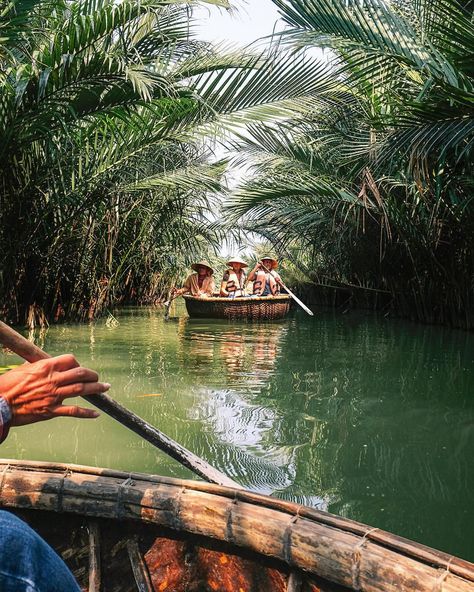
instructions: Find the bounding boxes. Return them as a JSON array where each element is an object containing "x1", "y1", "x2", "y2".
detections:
[
  {"x1": 0, "y1": 0, "x2": 322, "y2": 326},
  {"x1": 2, "y1": 0, "x2": 473, "y2": 329},
  {"x1": 229, "y1": 0, "x2": 474, "y2": 328}
]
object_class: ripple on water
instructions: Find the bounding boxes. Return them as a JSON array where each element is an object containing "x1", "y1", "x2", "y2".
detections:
[{"x1": 1, "y1": 307, "x2": 474, "y2": 560}]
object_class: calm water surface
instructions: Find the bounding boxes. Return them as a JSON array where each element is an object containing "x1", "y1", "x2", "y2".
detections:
[{"x1": 1, "y1": 305, "x2": 473, "y2": 560}]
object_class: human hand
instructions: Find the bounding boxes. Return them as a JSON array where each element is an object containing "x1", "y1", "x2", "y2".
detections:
[{"x1": 0, "y1": 355, "x2": 110, "y2": 426}]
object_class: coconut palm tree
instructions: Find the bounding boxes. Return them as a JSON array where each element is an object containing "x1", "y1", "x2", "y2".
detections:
[
  {"x1": 0, "y1": 0, "x2": 331, "y2": 326},
  {"x1": 228, "y1": 0, "x2": 474, "y2": 328}
]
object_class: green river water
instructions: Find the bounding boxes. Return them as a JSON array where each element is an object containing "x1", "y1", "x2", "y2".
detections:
[{"x1": 1, "y1": 305, "x2": 473, "y2": 561}]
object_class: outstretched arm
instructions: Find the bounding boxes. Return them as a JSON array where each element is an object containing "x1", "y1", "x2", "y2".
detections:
[
  {"x1": 273, "y1": 271, "x2": 283, "y2": 285},
  {"x1": 172, "y1": 275, "x2": 192, "y2": 297},
  {"x1": 172, "y1": 287, "x2": 187, "y2": 296}
]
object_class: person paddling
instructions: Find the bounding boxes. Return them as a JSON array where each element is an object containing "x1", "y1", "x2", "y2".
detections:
[
  {"x1": 174, "y1": 260, "x2": 215, "y2": 299},
  {"x1": 248, "y1": 256, "x2": 282, "y2": 296},
  {"x1": 220, "y1": 256, "x2": 248, "y2": 298}
]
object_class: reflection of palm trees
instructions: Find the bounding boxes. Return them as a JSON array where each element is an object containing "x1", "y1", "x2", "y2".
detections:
[
  {"x1": 176, "y1": 315, "x2": 473, "y2": 553},
  {"x1": 172, "y1": 320, "x2": 295, "y2": 491},
  {"x1": 246, "y1": 316, "x2": 474, "y2": 558}
]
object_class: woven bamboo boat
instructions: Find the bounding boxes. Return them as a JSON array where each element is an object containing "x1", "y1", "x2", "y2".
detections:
[
  {"x1": 0, "y1": 459, "x2": 473, "y2": 592},
  {"x1": 183, "y1": 294, "x2": 291, "y2": 320}
]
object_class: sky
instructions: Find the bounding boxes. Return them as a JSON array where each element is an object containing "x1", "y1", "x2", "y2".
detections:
[
  {"x1": 192, "y1": 0, "x2": 304, "y2": 257},
  {"x1": 194, "y1": 0, "x2": 285, "y2": 47}
]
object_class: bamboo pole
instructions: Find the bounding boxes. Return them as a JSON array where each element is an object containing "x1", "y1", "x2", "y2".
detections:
[
  {"x1": 286, "y1": 571, "x2": 303, "y2": 592},
  {"x1": 2, "y1": 459, "x2": 474, "y2": 585},
  {"x1": 0, "y1": 321, "x2": 240, "y2": 489},
  {"x1": 163, "y1": 287, "x2": 175, "y2": 320},
  {"x1": 127, "y1": 536, "x2": 154, "y2": 592}
]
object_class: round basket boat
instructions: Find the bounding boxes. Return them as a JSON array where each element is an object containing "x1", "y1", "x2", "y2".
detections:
[
  {"x1": 0, "y1": 459, "x2": 473, "y2": 592},
  {"x1": 183, "y1": 294, "x2": 291, "y2": 320}
]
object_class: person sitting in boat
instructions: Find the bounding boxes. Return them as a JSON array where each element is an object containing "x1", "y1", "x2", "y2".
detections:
[
  {"x1": 174, "y1": 260, "x2": 215, "y2": 298},
  {"x1": 220, "y1": 256, "x2": 248, "y2": 298},
  {"x1": 248, "y1": 256, "x2": 282, "y2": 296}
]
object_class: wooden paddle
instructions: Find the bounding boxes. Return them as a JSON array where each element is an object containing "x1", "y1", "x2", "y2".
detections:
[
  {"x1": 259, "y1": 262, "x2": 314, "y2": 316},
  {"x1": 0, "y1": 321, "x2": 240, "y2": 489}
]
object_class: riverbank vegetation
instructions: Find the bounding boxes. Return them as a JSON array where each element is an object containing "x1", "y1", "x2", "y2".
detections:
[
  {"x1": 0, "y1": 0, "x2": 321, "y2": 326},
  {"x1": 2, "y1": 0, "x2": 473, "y2": 329},
  {"x1": 228, "y1": 0, "x2": 474, "y2": 328}
]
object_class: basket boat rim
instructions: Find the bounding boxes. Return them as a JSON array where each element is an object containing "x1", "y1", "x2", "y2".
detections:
[
  {"x1": 183, "y1": 294, "x2": 291, "y2": 304},
  {"x1": 0, "y1": 457, "x2": 472, "y2": 588}
]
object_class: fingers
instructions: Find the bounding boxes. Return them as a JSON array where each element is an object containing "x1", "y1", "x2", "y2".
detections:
[
  {"x1": 48, "y1": 360, "x2": 111, "y2": 400},
  {"x1": 49, "y1": 354, "x2": 81, "y2": 372},
  {"x1": 9, "y1": 355, "x2": 78, "y2": 375},
  {"x1": 54, "y1": 380, "x2": 111, "y2": 400},
  {"x1": 55, "y1": 366, "x2": 99, "y2": 386},
  {"x1": 54, "y1": 405, "x2": 100, "y2": 419}
]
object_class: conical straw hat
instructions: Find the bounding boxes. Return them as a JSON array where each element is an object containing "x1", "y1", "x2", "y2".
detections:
[
  {"x1": 191, "y1": 260, "x2": 214, "y2": 275},
  {"x1": 226, "y1": 256, "x2": 248, "y2": 268},
  {"x1": 260, "y1": 255, "x2": 278, "y2": 269}
]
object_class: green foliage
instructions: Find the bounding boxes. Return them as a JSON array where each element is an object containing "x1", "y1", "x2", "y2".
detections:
[
  {"x1": 228, "y1": 0, "x2": 474, "y2": 328},
  {"x1": 0, "y1": 0, "x2": 324, "y2": 326}
]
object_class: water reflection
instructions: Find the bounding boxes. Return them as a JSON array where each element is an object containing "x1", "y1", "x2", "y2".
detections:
[
  {"x1": 220, "y1": 331, "x2": 246, "y2": 378},
  {"x1": 165, "y1": 319, "x2": 304, "y2": 496},
  {"x1": 0, "y1": 307, "x2": 473, "y2": 560},
  {"x1": 177, "y1": 318, "x2": 287, "y2": 389}
]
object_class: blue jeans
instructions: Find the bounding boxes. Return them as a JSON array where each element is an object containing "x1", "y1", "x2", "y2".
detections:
[{"x1": 0, "y1": 510, "x2": 80, "y2": 591}]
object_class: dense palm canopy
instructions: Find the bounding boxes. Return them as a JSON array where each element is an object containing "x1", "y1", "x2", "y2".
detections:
[
  {"x1": 2, "y1": 0, "x2": 473, "y2": 328},
  {"x1": 0, "y1": 0, "x2": 324, "y2": 326},
  {"x1": 229, "y1": 0, "x2": 474, "y2": 328}
]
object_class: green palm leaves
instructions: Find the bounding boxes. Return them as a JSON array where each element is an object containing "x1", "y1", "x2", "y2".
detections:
[
  {"x1": 3, "y1": 0, "x2": 473, "y2": 327},
  {"x1": 230, "y1": 0, "x2": 474, "y2": 327},
  {"x1": 271, "y1": 0, "x2": 474, "y2": 169},
  {"x1": 0, "y1": 0, "x2": 329, "y2": 325},
  {"x1": 0, "y1": 0, "x2": 233, "y2": 324}
]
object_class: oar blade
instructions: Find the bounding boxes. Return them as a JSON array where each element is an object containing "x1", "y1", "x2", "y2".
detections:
[{"x1": 288, "y1": 292, "x2": 314, "y2": 316}]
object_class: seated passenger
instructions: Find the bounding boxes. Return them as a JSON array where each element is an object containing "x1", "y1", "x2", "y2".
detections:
[
  {"x1": 174, "y1": 261, "x2": 215, "y2": 298},
  {"x1": 220, "y1": 257, "x2": 248, "y2": 298},
  {"x1": 248, "y1": 256, "x2": 282, "y2": 296}
]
